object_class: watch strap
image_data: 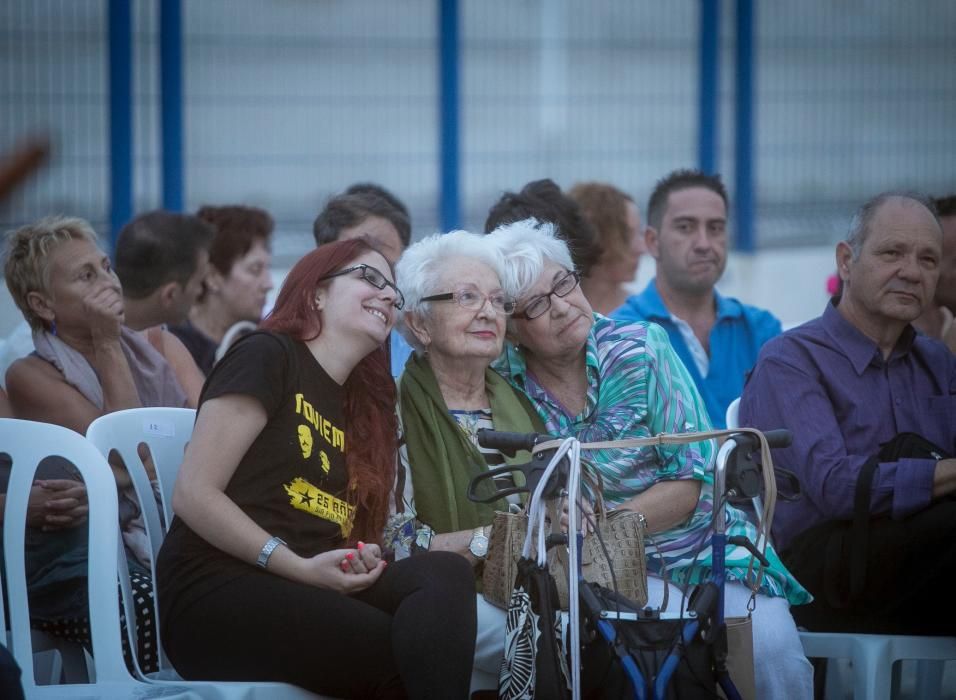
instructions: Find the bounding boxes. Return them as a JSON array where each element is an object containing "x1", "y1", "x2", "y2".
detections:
[{"x1": 256, "y1": 536, "x2": 287, "y2": 569}]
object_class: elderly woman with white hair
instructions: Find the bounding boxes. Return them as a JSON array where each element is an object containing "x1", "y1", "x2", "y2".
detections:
[
  {"x1": 388, "y1": 230, "x2": 545, "y2": 687},
  {"x1": 487, "y1": 219, "x2": 814, "y2": 700}
]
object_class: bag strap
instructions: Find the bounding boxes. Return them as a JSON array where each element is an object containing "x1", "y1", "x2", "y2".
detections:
[
  {"x1": 826, "y1": 452, "x2": 888, "y2": 609},
  {"x1": 535, "y1": 427, "x2": 779, "y2": 597},
  {"x1": 827, "y1": 430, "x2": 950, "y2": 609},
  {"x1": 848, "y1": 456, "x2": 880, "y2": 605}
]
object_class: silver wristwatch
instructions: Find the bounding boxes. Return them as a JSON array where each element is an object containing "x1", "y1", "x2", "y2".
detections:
[
  {"x1": 468, "y1": 526, "x2": 489, "y2": 559},
  {"x1": 256, "y1": 536, "x2": 287, "y2": 569}
]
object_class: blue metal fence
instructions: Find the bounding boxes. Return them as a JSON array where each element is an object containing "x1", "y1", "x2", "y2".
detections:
[{"x1": 2, "y1": 0, "x2": 954, "y2": 260}]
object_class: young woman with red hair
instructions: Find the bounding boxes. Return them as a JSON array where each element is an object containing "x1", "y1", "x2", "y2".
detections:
[{"x1": 157, "y1": 239, "x2": 476, "y2": 698}]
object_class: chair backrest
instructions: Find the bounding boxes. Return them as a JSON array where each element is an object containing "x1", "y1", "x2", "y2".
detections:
[
  {"x1": 0, "y1": 418, "x2": 135, "y2": 688},
  {"x1": 85, "y1": 407, "x2": 195, "y2": 676},
  {"x1": 86, "y1": 407, "x2": 196, "y2": 549},
  {"x1": 725, "y1": 397, "x2": 741, "y2": 429}
]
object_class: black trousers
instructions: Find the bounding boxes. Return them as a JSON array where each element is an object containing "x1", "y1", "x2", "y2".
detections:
[
  {"x1": 163, "y1": 551, "x2": 477, "y2": 699},
  {"x1": 783, "y1": 500, "x2": 956, "y2": 636}
]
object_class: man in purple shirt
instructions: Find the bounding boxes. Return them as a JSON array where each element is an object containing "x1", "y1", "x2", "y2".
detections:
[{"x1": 740, "y1": 192, "x2": 956, "y2": 635}]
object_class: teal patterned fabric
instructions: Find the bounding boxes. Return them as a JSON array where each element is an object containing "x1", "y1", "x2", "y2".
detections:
[{"x1": 494, "y1": 314, "x2": 811, "y2": 605}]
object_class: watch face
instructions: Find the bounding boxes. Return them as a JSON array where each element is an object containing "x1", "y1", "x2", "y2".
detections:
[{"x1": 470, "y1": 532, "x2": 489, "y2": 558}]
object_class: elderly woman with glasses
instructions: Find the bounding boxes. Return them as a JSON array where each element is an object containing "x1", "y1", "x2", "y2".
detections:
[
  {"x1": 487, "y1": 219, "x2": 814, "y2": 700},
  {"x1": 389, "y1": 230, "x2": 545, "y2": 689}
]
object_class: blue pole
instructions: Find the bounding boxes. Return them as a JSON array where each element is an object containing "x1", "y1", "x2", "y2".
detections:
[
  {"x1": 697, "y1": 0, "x2": 720, "y2": 175},
  {"x1": 438, "y1": 0, "x2": 461, "y2": 233},
  {"x1": 735, "y1": 0, "x2": 755, "y2": 252},
  {"x1": 108, "y1": 0, "x2": 133, "y2": 248},
  {"x1": 160, "y1": 0, "x2": 184, "y2": 211}
]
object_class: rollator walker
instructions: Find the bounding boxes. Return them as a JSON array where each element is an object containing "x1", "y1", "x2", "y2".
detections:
[{"x1": 469, "y1": 426, "x2": 791, "y2": 700}]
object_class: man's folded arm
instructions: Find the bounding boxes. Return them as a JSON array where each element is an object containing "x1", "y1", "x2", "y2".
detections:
[{"x1": 741, "y1": 355, "x2": 935, "y2": 521}]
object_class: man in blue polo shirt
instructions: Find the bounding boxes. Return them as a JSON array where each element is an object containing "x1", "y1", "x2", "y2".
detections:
[{"x1": 611, "y1": 169, "x2": 780, "y2": 428}]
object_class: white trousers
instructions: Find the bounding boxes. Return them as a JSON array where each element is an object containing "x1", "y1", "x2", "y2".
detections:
[{"x1": 472, "y1": 594, "x2": 507, "y2": 690}]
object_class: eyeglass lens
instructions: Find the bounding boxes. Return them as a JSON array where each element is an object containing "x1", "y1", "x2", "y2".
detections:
[
  {"x1": 356, "y1": 265, "x2": 405, "y2": 309},
  {"x1": 524, "y1": 271, "x2": 578, "y2": 319}
]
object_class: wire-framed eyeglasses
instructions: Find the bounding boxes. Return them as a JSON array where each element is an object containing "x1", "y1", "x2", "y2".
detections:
[
  {"x1": 319, "y1": 264, "x2": 405, "y2": 310},
  {"x1": 421, "y1": 288, "x2": 516, "y2": 315},
  {"x1": 513, "y1": 270, "x2": 580, "y2": 320}
]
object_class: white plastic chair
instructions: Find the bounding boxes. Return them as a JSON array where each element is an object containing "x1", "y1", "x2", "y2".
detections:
[
  {"x1": 800, "y1": 632, "x2": 956, "y2": 700},
  {"x1": 3, "y1": 418, "x2": 329, "y2": 699},
  {"x1": 0, "y1": 417, "x2": 149, "y2": 697},
  {"x1": 86, "y1": 406, "x2": 196, "y2": 677},
  {"x1": 86, "y1": 406, "x2": 197, "y2": 547},
  {"x1": 6, "y1": 629, "x2": 91, "y2": 686},
  {"x1": 85, "y1": 410, "x2": 341, "y2": 698}
]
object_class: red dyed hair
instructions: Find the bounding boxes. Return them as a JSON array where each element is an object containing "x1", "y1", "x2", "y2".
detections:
[{"x1": 261, "y1": 239, "x2": 397, "y2": 544}]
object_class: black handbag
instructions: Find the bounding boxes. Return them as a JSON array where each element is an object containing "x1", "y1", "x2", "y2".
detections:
[
  {"x1": 824, "y1": 432, "x2": 951, "y2": 609},
  {"x1": 499, "y1": 557, "x2": 571, "y2": 700}
]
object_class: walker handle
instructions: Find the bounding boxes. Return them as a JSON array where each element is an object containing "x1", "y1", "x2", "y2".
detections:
[
  {"x1": 729, "y1": 428, "x2": 792, "y2": 452},
  {"x1": 476, "y1": 428, "x2": 551, "y2": 457}
]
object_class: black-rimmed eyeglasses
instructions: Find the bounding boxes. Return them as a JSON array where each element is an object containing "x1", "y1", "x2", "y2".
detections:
[
  {"x1": 421, "y1": 289, "x2": 516, "y2": 315},
  {"x1": 512, "y1": 270, "x2": 580, "y2": 320},
  {"x1": 319, "y1": 264, "x2": 405, "y2": 310}
]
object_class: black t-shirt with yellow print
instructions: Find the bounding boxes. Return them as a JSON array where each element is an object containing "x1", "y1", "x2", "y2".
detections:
[{"x1": 157, "y1": 331, "x2": 352, "y2": 623}]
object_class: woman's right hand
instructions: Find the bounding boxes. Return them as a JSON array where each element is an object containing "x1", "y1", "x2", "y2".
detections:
[
  {"x1": 300, "y1": 548, "x2": 386, "y2": 594},
  {"x1": 84, "y1": 284, "x2": 125, "y2": 343}
]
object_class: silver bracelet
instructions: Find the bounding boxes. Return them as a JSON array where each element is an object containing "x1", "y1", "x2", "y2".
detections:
[
  {"x1": 256, "y1": 536, "x2": 287, "y2": 569},
  {"x1": 414, "y1": 524, "x2": 434, "y2": 552}
]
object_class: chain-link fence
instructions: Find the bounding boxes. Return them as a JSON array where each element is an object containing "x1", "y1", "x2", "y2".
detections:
[{"x1": 2, "y1": 0, "x2": 954, "y2": 264}]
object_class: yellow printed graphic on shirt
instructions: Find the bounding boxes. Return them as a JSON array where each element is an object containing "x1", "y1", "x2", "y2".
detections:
[
  {"x1": 283, "y1": 477, "x2": 354, "y2": 538},
  {"x1": 295, "y1": 393, "x2": 345, "y2": 453},
  {"x1": 297, "y1": 425, "x2": 313, "y2": 458}
]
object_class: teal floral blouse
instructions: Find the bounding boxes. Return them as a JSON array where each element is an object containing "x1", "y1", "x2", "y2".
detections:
[{"x1": 494, "y1": 315, "x2": 811, "y2": 605}]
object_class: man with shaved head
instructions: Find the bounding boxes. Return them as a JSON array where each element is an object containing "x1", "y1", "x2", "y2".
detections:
[{"x1": 740, "y1": 192, "x2": 956, "y2": 635}]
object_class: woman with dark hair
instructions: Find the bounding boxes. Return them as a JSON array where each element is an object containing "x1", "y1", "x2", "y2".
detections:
[
  {"x1": 484, "y1": 178, "x2": 602, "y2": 277},
  {"x1": 169, "y1": 205, "x2": 275, "y2": 375},
  {"x1": 157, "y1": 239, "x2": 477, "y2": 698}
]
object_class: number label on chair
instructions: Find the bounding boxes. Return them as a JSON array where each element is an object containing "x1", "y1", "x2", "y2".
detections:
[{"x1": 144, "y1": 419, "x2": 175, "y2": 437}]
